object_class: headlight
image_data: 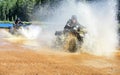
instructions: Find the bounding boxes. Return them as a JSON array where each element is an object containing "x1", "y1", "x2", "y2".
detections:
[
  {"x1": 81, "y1": 28, "x2": 87, "y2": 33},
  {"x1": 80, "y1": 33, "x2": 84, "y2": 37},
  {"x1": 73, "y1": 25, "x2": 79, "y2": 30},
  {"x1": 73, "y1": 27, "x2": 77, "y2": 30}
]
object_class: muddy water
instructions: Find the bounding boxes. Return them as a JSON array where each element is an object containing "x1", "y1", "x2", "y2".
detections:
[{"x1": 0, "y1": 33, "x2": 119, "y2": 75}]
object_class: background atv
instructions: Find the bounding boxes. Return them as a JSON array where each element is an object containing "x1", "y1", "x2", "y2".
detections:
[
  {"x1": 9, "y1": 23, "x2": 29, "y2": 36},
  {"x1": 55, "y1": 26, "x2": 87, "y2": 52}
]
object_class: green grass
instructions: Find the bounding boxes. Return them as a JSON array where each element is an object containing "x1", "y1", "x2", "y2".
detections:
[
  {"x1": 0, "y1": 21, "x2": 31, "y2": 25},
  {"x1": 0, "y1": 21, "x2": 13, "y2": 23}
]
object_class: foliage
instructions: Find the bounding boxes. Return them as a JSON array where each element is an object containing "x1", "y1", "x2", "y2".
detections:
[
  {"x1": 0, "y1": 0, "x2": 62, "y2": 21},
  {"x1": 0, "y1": 0, "x2": 119, "y2": 22}
]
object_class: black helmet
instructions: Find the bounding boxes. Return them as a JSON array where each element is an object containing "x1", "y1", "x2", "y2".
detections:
[{"x1": 71, "y1": 15, "x2": 77, "y2": 20}]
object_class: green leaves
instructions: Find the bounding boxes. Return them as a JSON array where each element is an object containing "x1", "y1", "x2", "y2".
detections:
[
  {"x1": 0, "y1": 0, "x2": 17, "y2": 21},
  {"x1": 0, "y1": 0, "x2": 62, "y2": 21}
]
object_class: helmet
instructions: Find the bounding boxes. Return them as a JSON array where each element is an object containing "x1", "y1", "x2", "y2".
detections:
[{"x1": 71, "y1": 15, "x2": 77, "y2": 20}]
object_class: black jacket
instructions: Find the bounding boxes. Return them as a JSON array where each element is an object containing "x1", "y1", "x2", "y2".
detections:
[{"x1": 64, "y1": 19, "x2": 83, "y2": 31}]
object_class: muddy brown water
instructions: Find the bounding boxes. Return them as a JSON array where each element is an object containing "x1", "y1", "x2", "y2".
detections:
[{"x1": 0, "y1": 35, "x2": 120, "y2": 75}]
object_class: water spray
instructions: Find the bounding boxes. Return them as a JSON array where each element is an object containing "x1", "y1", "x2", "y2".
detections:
[{"x1": 34, "y1": 0, "x2": 118, "y2": 56}]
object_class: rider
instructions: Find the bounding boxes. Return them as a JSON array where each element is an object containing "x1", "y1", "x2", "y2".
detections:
[
  {"x1": 64, "y1": 15, "x2": 84, "y2": 42},
  {"x1": 14, "y1": 18, "x2": 23, "y2": 29}
]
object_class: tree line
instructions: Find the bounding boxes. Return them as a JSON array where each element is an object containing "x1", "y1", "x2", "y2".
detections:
[
  {"x1": 0, "y1": 0, "x2": 62, "y2": 21},
  {"x1": 0, "y1": 0, "x2": 120, "y2": 22}
]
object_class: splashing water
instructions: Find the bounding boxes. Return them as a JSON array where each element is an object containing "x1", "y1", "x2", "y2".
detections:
[
  {"x1": 19, "y1": 25, "x2": 42, "y2": 40},
  {"x1": 75, "y1": 0, "x2": 118, "y2": 56},
  {"x1": 34, "y1": 0, "x2": 118, "y2": 56},
  {"x1": 3, "y1": 0, "x2": 117, "y2": 56},
  {"x1": 77, "y1": 0, "x2": 118, "y2": 56}
]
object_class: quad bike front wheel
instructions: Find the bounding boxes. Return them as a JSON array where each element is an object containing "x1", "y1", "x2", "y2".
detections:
[
  {"x1": 64, "y1": 34, "x2": 77, "y2": 52},
  {"x1": 68, "y1": 38, "x2": 77, "y2": 52}
]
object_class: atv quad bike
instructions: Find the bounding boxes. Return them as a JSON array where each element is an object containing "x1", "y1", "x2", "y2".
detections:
[
  {"x1": 9, "y1": 23, "x2": 29, "y2": 35},
  {"x1": 55, "y1": 25, "x2": 87, "y2": 52}
]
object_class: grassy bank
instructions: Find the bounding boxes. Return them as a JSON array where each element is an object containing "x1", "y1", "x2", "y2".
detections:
[{"x1": 0, "y1": 21, "x2": 31, "y2": 25}]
